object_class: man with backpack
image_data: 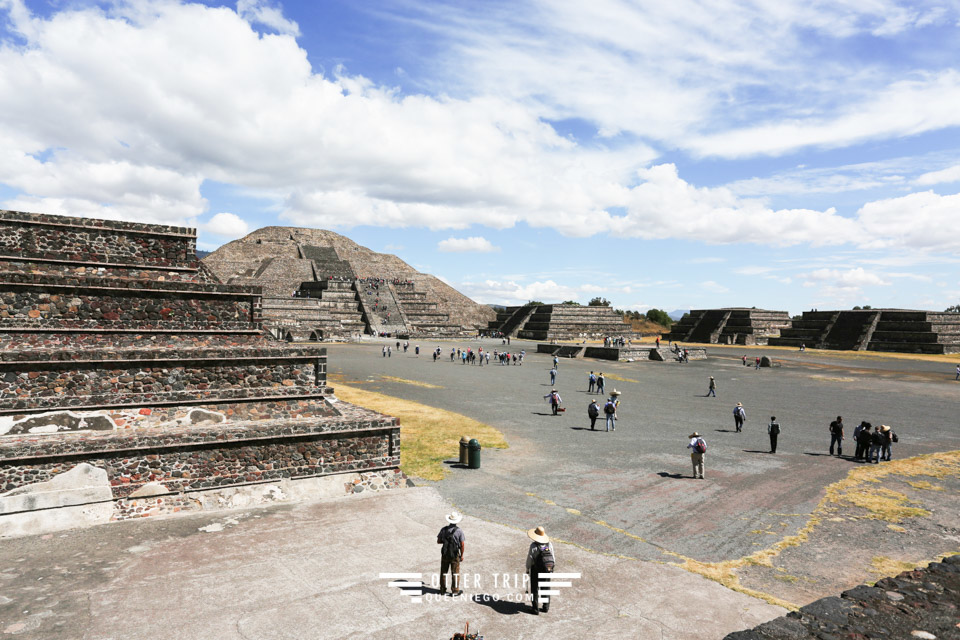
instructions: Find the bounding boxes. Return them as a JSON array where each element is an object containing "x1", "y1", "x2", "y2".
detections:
[
  {"x1": 869, "y1": 425, "x2": 884, "y2": 463},
  {"x1": 733, "y1": 402, "x2": 745, "y2": 432},
  {"x1": 687, "y1": 432, "x2": 706, "y2": 479},
  {"x1": 768, "y1": 416, "x2": 781, "y2": 453},
  {"x1": 856, "y1": 423, "x2": 874, "y2": 463},
  {"x1": 525, "y1": 525, "x2": 556, "y2": 615},
  {"x1": 436, "y1": 511, "x2": 465, "y2": 596},
  {"x1": 587, "y1": 371, "x2": 596, "y2": 393},
  {"x1": 603, "y1": 393, "x2": 618, "y2": 432},
  {"x1": 707, "y1": 376, "x2": 717, "y2": 397},
  {"x1": 587, "y1": 399, "x2": 600, "y2": 430},
  {"x1": 880, "y1": 425, "x2": 897, "y2": 461},
  {"x1": 829, "y1": 416, "x2": 844, "y2": 456}
]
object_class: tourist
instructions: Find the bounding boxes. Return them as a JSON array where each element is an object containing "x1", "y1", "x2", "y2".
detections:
[
  {"x1": 829, "y1": 416, "x2": 844, "y2": 456},
  {"x1": 549, "y1": 367, "x2": 557, "y2": 385},
  {"x1": 955, "y1": 365, "x2": 959, "y2": 380},
  {"x1": 852, "y1": 421, "x2": 866, "y2": 460},
  {"x1": 687, "y1": 432, "x2": 706, "y2": 479},
  {"x1": 707, "y1": 376, "x2": 717, "y2": 397},
  {"x1": 733, "y1": 402, "x2": 745, "y2": 432},
  {"x1": 868, "y1": 425, "x2": 884, "y2": 463},
  {"x1": 587, "y1": 398, "x2": 600, "y2": 430},
  {"x1": 387, "y1": 346, "x2": 391, "y2": 357},
  {"x1": 880, "y1": 425, "x2": 897, "y2": 461},
  {"x1": 437, "y1": 511, "x2": 465, "y2": 596},
  {"x1": 403, "y1": 341, "x2": 409, "y2": 352},
  {"x1": 525, "y1": 526, "x2": 556, "y2": 615},
  {"x1": 544, "y1": 389, "x2": 562, "y2": 416},
  {"x1": 603, "y1": 394, "x2": 617, "y2": 432},
  {"x1": 755, "y1": 356, "x2": 761, "y2": 369},
  {"x1": 596, "y1": 372, "x2": 605, "y2": 394},
  {"x1": 382, "y1": 345, "x2": 386, "y2": 358},
  {"x1": 856, "y1": 423, "x2": 874, "y2": 462},
  {"x1": 553, "y1": 355, "x2": 559, "y2": 369},
  {"x1": 656, "y1": 336, "x2": 660, "y2": 348},
  {"x1": 415, "y1": 344, "x2": 420, "y2": 356},
  {"x1": 485, "y1": 352, "x2": 490, "y2": 365},
  {"x1": 768, "y1": 416, "x2": 780, "y2": 453},
  {"x1": 587, "y1": 371, "x2": 596, "y2": 393},
  {"x1": 742, "y1": 354, "x2": 747, "y2": 366}
]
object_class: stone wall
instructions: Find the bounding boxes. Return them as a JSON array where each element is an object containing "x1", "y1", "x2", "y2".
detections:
[{"x1": 0, "y1": 209, "x2": 402, "y2": 536}]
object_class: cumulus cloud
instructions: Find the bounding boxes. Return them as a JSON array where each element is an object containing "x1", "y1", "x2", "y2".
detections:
[
  {"x1": 203, "y1": 212, "x2": 249, "y2": 238},
  {"x1": 437, "y1": 236, "x2": 498, "y2": 253},
  {"x1": 0, "y1": 0, "x2": 958, "y2": 259},
  {"x1": 915, "y1": 164, "x2": 960, "y2": 186},
  {"x1": 458, "y1": 279, "x2": 604, "y2": 305},
  {"x1": 801, "y1": 267, "x2": 890, "y2": 289}
]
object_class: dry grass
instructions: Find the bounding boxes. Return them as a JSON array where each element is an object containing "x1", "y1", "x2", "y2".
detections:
[
  {"x1": 809, "y1": 375, "x2": 857, "y2": 383},
  {"x1": 379, "y1": 375, "x2": 444, "y2": 389},
  {"x1": 331, "y1": 383, "x2": 508, "y2": 481},
  {"x1": 869, "y1": 556, "x2": 919, "y2": 576},
  {"x1": 704, "y1": 342, "x2": 960, "y2": 365},
  {"x1": 906, "y1": 480, "x2": 945, "y2": 491},
  {"x1": 602, "y1": 373, "x2": 639, "y2": 383}
]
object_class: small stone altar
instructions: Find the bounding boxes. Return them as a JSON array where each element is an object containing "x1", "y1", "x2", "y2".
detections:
[{"x1": 0, "y1": 210, "x2": 402, "y2": 537}]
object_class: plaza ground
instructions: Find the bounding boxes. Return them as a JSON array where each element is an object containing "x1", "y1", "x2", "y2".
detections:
[{"x1": 0, "y1": 339, "x2": 957, "y2": 639}]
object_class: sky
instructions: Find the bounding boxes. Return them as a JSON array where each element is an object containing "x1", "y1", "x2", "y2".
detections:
[{"x1": 2, "y1": 0, "x2": 960, "y2": 315}]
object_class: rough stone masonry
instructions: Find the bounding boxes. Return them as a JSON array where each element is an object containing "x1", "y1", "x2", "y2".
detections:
[{"x1": 0, "y1": 210, "x2": 403, "y2": 538}]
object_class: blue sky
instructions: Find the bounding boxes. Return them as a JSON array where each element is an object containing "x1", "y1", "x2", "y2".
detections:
[{"x1": 2, "y1": 0, "x2": 960, "y2": 314}]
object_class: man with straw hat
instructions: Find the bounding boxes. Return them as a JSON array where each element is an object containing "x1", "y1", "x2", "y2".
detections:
[
  {"x1": 733, "y1": 402, "x2": 745, "y2": 432},
  {"x1": 687, "y1": 432, "x2": 706, "y2": 479},
  {"x1": 603, "y1": 390, "x2": 620, "y2": 432},
  {"x1": 525, "y1": 525, "x2": 556, "y2": 615},
  {"x1": 436, "y1": 511, "x2": 465, "y2": 596}
]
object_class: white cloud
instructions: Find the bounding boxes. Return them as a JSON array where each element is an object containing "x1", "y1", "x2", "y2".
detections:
[
  {"x1": 458, "y1": 279, "x2": 606, "y2": 305},
  {"x1": 701, "y1": 280, "x2": 730, "y2": 294},
  {"x1": 437, "y1": 236, "x2": 498, "y2": 253},
  {"x1": 801, "y1": 267, "x2": 890, "y2": 289},
  {"x1": 856, "y1": 191, "x2": 960, "y2": 252},
  {"x1": 915, "y1": 164, "x2": 960, "y2": 186},
  {"x1": 236, "y1": 0, "x2": 300, "y2": 36},
  {"x1": 203, "y1": 212, "x2": 249, "y2": 238}
]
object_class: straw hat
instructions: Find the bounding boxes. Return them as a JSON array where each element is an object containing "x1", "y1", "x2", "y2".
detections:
[
  {"x1": 880, "y1": 425, "x2": 891, "y2": 432},
  {"x1": 610, "y1": 389, "x2": 621, "y2": 396},
  {"x1": 527, "y1": 526, "x2": 550, "y2": 543},
  {"x1": 446, "y1": 511, "x2": 463, "y2": 524},
  {"x1": 736, "y1": 402, "x2": 742, "y2": 406},
  {"x1": 688, "y1": 432, "x2": 701, "y2": 438}
]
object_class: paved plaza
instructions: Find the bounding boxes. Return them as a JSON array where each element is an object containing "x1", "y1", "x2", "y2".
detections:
[{"x1": 1, "y1": 339, "x2": 957, "y2": 639}]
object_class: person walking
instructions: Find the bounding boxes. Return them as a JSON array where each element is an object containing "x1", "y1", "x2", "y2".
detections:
[
  {"x1": 415, "y1": 344, "x2": 420, "y2": 356},
  {"x1": 755, "y1": 356, "x2": 761, "y2": 369},
  {"x1": 437, "y1": 511, "x2": 465, "y2": 596},
  {"x1": 852, "y1": 421, "x2": 865, "y2": 460},
  {"x1": 768, "y1": 416, "x2": 780, "y2": 453},
  {"x1": 707, "y1": 376, "x2": 717, "y2": 397},
  {"x1": 603, "y1": 394, "x2": 618, "y2": 432},
  {"x1": 587, "y1": 399, "x2": 600, "y2": 430},
  {"x1": 733, "y1": 402, "x2": 745, "y2": 432},
  {"x1": 596, "y1": 373, "x2": 605, "y2": 395},
  {"x1": 955, "y1": 365, "x2": 959, "y2": 380},
  {"x1": 526, "y1": 526, "x2": 556, "y2": 615},
  {"x1": 549, "y1": 367, "x2": 558, "y2": 386},
  {"x1": 382, "y1": 345, "x2": 387, "y2": 357},
  {"x1": 387, "y1": 346, "x2": 392, "y2": 358},
  {"x1": 829, "y1": 416, "x2": 844, "y2": 456},
  {"x1": 587, "y1": 371, "x2": 596, "y2": 394},
  {"x1": 544, "y1": 389, "x2": 562, "y2": 416},
  {"x1": 687, "y1": 432, "x2": 706, "y2": 479},
  {"x1": 553, "y1": 355, "x2": 560, "y2": 370}
]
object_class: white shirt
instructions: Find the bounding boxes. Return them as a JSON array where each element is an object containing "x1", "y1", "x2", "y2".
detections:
[{"x1": 687, "y1": 437, "x2": 704, "y2": 451}]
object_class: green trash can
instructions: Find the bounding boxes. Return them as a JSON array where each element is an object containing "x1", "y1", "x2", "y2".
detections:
[
  {"x1": 459, "y1": 436, "x2": 470, "y2": 465},
  {"x1": 467, "y1": 438, "x2": 482, "y2": 469}
]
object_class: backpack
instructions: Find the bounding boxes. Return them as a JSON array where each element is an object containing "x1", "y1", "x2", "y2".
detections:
[
  {"x1": 535, "y1": 543, "x2": 555, "y2": 572},
  {"x1": 439, "y1": 526, "x2": 460, "y2": 560},
  {"x1": 892, "y1": 432, "x2": 898, "y2": 443},
  {"x1": 588, "y1": 403, "x2": 599, "y2": 418},
  {"x1": 693, "y1": 438, "x2": 706, "y2": 454},
  {"x1": 604, "y1": 401, "x2": 616, "y2": 415},
  {"x1": 734, "y1": 407, "x2": 744, "y2": 418},
  {"x1": 769, "y1": 422, "x2": 780, "y2": 435}
]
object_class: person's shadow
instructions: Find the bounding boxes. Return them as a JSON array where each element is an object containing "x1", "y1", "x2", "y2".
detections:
[
  {"x1": 657, "y1": 472, "x2": 688, "y2": 479},
  {"x1": 531, "y1": 412, "x2": 554, "y2": 416},
  {"x1": 715, "y1": 429, "x2": 736, "y2": 433},
  {"x1": 742, "y1": 450, "x2": 771, "y2": 454},
  {"x1": 470, "y1": 593, "x2": 530, "y2": 615}
]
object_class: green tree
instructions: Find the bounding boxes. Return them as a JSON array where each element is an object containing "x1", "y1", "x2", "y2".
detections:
[
  {"x1": 588, "y1": 297, "x2": 611, "y2": 307},
  {"x1": 947, "y1": 304, "x2": 960, "y2": 313},
  {"x1": 646, "y1": 308, "x2": 673, "y2": 327},
  {"x1": 561, "y1": 300, "x2": 581, "y2": 306}
]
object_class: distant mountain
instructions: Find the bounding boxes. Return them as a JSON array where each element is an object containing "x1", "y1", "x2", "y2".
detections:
[
  {"x1": 196, "y1": 249, "x2": 211, "y2": 259},
  {"x1": 668, "y1": 309, "x2": 689, "y2": 321}
]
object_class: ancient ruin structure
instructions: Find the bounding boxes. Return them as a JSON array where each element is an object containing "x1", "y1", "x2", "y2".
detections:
[
  {"x1": 0, "y1": 210, "x2": 402, "y2": 537},
  {"x1": 663, "y1": 308, "x2": 792, "y2": 345},
  {"x1": 203, "y1": 227, "x2": 494, "y2": 339},
  {"x1": 489, "y1": 303, "x2": 636, "y2": 341},
  {"x1": 769, "y1": 309, "x2": 960, "y2": 353}
]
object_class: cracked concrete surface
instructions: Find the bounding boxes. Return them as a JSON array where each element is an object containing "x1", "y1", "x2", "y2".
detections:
[{"x1": 0, "y1": 488, "x2": 783, "y2": 639}]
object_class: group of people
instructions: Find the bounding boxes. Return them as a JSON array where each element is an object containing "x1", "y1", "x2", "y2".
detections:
[
  {"x1": 830, "y1": 416, "x2": 899, "y2": 463},
  {"x1": 437, "y1": 511, "x2": 556, "y2": 615},
  {"x1": 602, "y1": 336, "x2": 631, "y2": 347}
]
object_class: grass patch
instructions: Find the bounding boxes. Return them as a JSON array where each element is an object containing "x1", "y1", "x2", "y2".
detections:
[
  {"x1": 869, "y1": 556, "x2": 918, "y2": 576},
  {"x1": 603, "y1": 373, "x2": 639, "y2": 383},
  {"x1": 379, "y1": 375, "x2": 444, "y2": 389},
  {"x1": 906, "y1": 480, "x2": 945, "y2": 491},
  {"x1": 810, "y1": 375, "x2": 856, "y2": 382},
  {"x1": 834, "y1": 486, "x2": 930, "y2": 522},
  {"x1": 331, "y1": 383, "x2": 508, "y2": 481}
]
